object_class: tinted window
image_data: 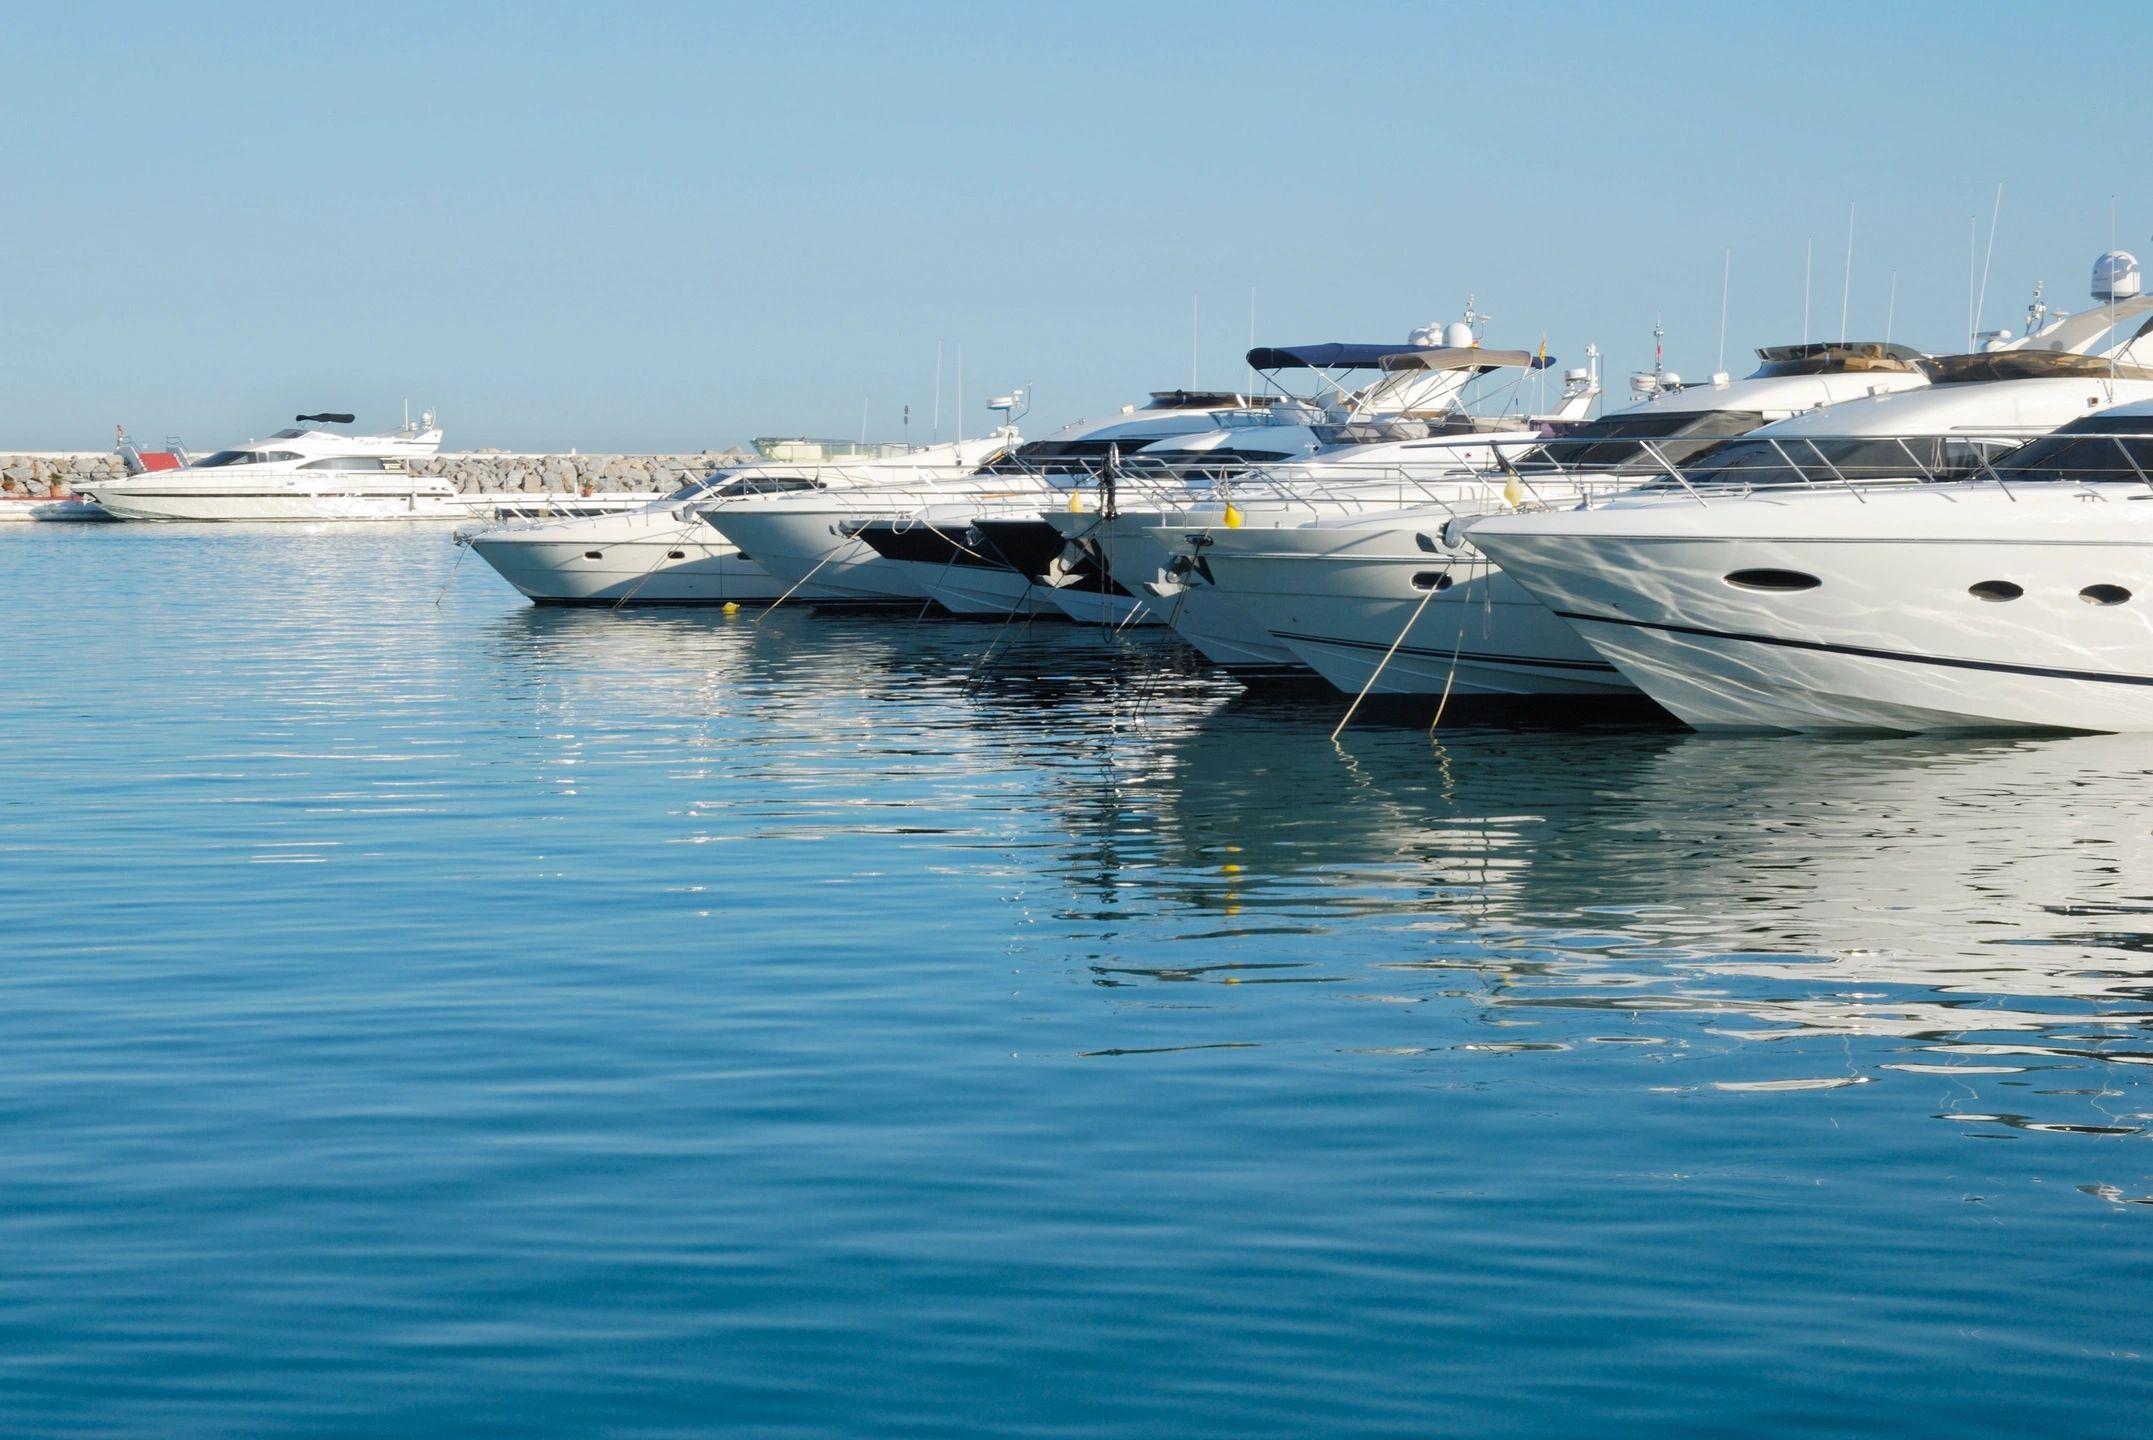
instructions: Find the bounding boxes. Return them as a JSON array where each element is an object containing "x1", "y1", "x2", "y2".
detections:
[
  {"x1": 1530, "y1": 409, "x2": 1764, "y2": 470},
  {"x1": 1992, "y1": 432, "x2": 2153, "y2": 483},
  {"x1": 1677, "y1": 436, "x2": 2016, "y2": 488},
  {"x1": 712, "y1": 474, "x2": 823, "y2": 497},
  {"x1": 194, "y1": 449, "x2": 304, "y2": 467}
]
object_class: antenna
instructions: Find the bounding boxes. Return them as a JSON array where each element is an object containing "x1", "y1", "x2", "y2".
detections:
[
  {"x1": 1653, "y1": 316, "x2": 1664, "y2": 379},
  {"x1": 1191, "y1": 294, "x2": 1200, "y2": 388},
  {"x1": 1968, "y1": 215, "x2": 1978, "y2": 350},
  {"x1": 1802, "y1": 238, "x2": 1812, "y2": 345},
  {"x1": 859, "y1": 397, "x2": 869, "y2": 445},
  {"x1": 1885, "y1": 270, "x2": 1898, "y2": 343},
  {"x1": 955, "y1": 347, "x2": 964, "y2": 445},
  {"x1": 1246, "y1": 285, "x2": 1256, "y2": 399},
  {"x1": 1839, "y1": 202, "x2": 1855, "y2": 345},
  {"x1": 1974, "y1": 183, "x2": 2003, "y2": 344},
  {"x1": 931, "y1": 342, "x2": 942, "y2": 445},
  {"x1": 1717, "y1": 248, "x2": 1731, "y2": 377}
]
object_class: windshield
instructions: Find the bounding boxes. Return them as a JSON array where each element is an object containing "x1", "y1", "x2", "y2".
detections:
[
  {"x1": 1671, "y1": 435, "x2": 2019, "y2": 489},
  {"x1": 1989, "y1": 424, "x2": 2153, "y2": 483},
  {"x1": 711, "y1": 474, "x2": 825, "y2": 498},
  {"x1": 1528, "y1": 409, "x2": 1764, "y2": 471},
  {"x1": 982, "y1": 437, "x2": 1162, "y2": 476},
  {"x1": 664, "y1": 475, "x2": 723, "y2": 501}
]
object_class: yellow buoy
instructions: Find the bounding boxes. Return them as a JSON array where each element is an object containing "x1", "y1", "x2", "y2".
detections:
[
  {"x1": 1223, "y1": 501, "x2": 1244, "y2": 529},
  {"x1": 722, "y1": 601, "x2": 740, "y2": 614}
]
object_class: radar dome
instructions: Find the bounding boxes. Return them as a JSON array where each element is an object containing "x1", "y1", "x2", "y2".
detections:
[
  {"x1": 1444, "y1": 320, "x2": 1476, "y2": 349},
  {"x1": 2093, "y1": 250, "x2": 2141, "y2": 303}
]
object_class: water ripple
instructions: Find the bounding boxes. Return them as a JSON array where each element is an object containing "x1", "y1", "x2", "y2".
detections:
[{"x1": 1, "y1": 527, "x2": 2150, "y2": 1436}]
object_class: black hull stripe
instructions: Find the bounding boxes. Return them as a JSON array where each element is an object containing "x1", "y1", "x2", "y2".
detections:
[
  {"x1": 1272, "y1": 630, "x2": 1621, "y2": 674},
  {"x1": 1558, "y1": 611, "x2": 2153, "y2": 688}
]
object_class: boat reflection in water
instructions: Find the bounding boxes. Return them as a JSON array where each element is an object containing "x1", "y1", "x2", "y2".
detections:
[
  {"x1": 1035, "y1": 696, "x2": 2153, "y2": 1137},
  {"x1": 475, "y1": 602, "x2": 2153, "y2": 1142}
]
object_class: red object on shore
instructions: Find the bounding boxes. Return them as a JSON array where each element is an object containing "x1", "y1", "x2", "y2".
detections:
[{"x1": 115, "y1": 424, "x2": 189, "y2": 475}]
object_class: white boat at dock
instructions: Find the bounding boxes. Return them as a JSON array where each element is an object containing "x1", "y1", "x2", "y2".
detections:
[{"x1": 464, "y1": 435, "x2": 1014, "y2": 606}]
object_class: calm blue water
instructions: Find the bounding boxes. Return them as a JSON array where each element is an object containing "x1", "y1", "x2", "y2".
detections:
[{"x1": 2, "y1": 524, "x2": 2150, "y2": 1437}]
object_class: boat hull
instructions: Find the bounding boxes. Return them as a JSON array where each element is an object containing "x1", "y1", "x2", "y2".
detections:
[
  {"x1": 1195, "y1": 521, "x2": 1638, "y2": 699},
  {"x1": 467, "y1": 513, "x2": 783, "y2": 605},
  {"x1": 1471, "y1": 486, "x2": 2153, "y2": 733},
  {"x1": 701, "y1": 507, "x2": 928, "y2": 608},
  {"x1": 86, "y1": 487, "x2": 471, "y2": 523}
]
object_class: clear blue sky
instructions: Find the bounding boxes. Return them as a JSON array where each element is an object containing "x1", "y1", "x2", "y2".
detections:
[{"x1": 4, "y1": 1, "x2": 2148, "y2": 452}]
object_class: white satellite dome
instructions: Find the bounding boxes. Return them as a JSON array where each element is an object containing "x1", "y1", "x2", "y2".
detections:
[{"x1": 2093, "y1": 250, "x2": 2141, "y2": 303}]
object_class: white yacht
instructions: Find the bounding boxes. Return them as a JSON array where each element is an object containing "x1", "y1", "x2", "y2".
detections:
[
  {"x1": 866, "y1": 318, "x2": 1576, "y2": 628},
  {"x1": 1469, "y1": 255, "x2": 2153, "y2": 731},
  {"x1": 81, "y1": 413, "x2": 456, "y2": 522},
  {"x1": 701, "y1": 392, "x2": 1233, "y2": 610},
  {"x1": 462, "y1": 435, "x2": 1011, "y2": 606},
  {"x1": 1040, "y1": 338, "x2": 1597, "y2": 654},
  {"x1": 1164, "y1": 335, "x2": 1938, "y2": 702}
]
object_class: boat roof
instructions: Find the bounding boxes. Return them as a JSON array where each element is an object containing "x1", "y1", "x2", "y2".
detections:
[
  {"x1": 1143, "y1": 389, "x2": 1260, "y2": 409},
  {"x1": 1244, "y1": 342, "x2": 1444, "y2": 370},
  {"x1": 1925, "y1": 350, "x2": 2153, "y2": 384},
  {"x1": 1377, "y1": 346, "x2": 1544, "y2": 373},
  {"x1": 1751, "y1": 341, "x2": 1927, "y2": 377},
  {"x1": 1744, "y1": 369, "x2": 2153, "y2": 439}
]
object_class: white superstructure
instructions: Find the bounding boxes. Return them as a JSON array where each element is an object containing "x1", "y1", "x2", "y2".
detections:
[{"x1": 81, "y1": 413, "x2": 456, "y2": 522}]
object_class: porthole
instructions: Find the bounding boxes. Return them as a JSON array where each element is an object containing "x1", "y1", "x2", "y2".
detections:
[
  {"x1": 2081, "y1": 584, "x2": 2132, "y2": 606},
  {"x1": 1724, "y1": 568, "x2": 1821, "y2": 592},
  {"x1": 1410, "y1": 571, "x2": 1456, "y2": 592},
  {"x1": 668, "y1": 550, "x2": 687, "y2": 560},
  {"x1": 584, "y1": 550, "x2": 603, "y2": 560},
  {"x1": 1969, "y1": 580, "x2": 2023, "y2": 602}
]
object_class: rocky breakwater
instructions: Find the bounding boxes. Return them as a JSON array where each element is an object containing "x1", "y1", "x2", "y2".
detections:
[
  {"x1": 407, "y1": 450, "x2": 754, "y2": 495},
  {"x1": 0, "y1": 452, "x2": 124, "y2": 498},
  {"x1": 0, "y1": 449, "x2": 758, "y2": 499}
]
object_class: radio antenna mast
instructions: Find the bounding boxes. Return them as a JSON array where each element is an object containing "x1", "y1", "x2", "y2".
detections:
[
  {"x1": 1802, "y1": 238, "x2": 1813, "y2": 345},
  {"x1": 1839, "y1": 203, "x2": 1855, "y2": 344},
  {"x1": 1717, "y1": 249, "x2": 1730, "y2": 377},
  {"x1": 1974, "y1": 183, "x2": 2004, "y2": 343}
]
